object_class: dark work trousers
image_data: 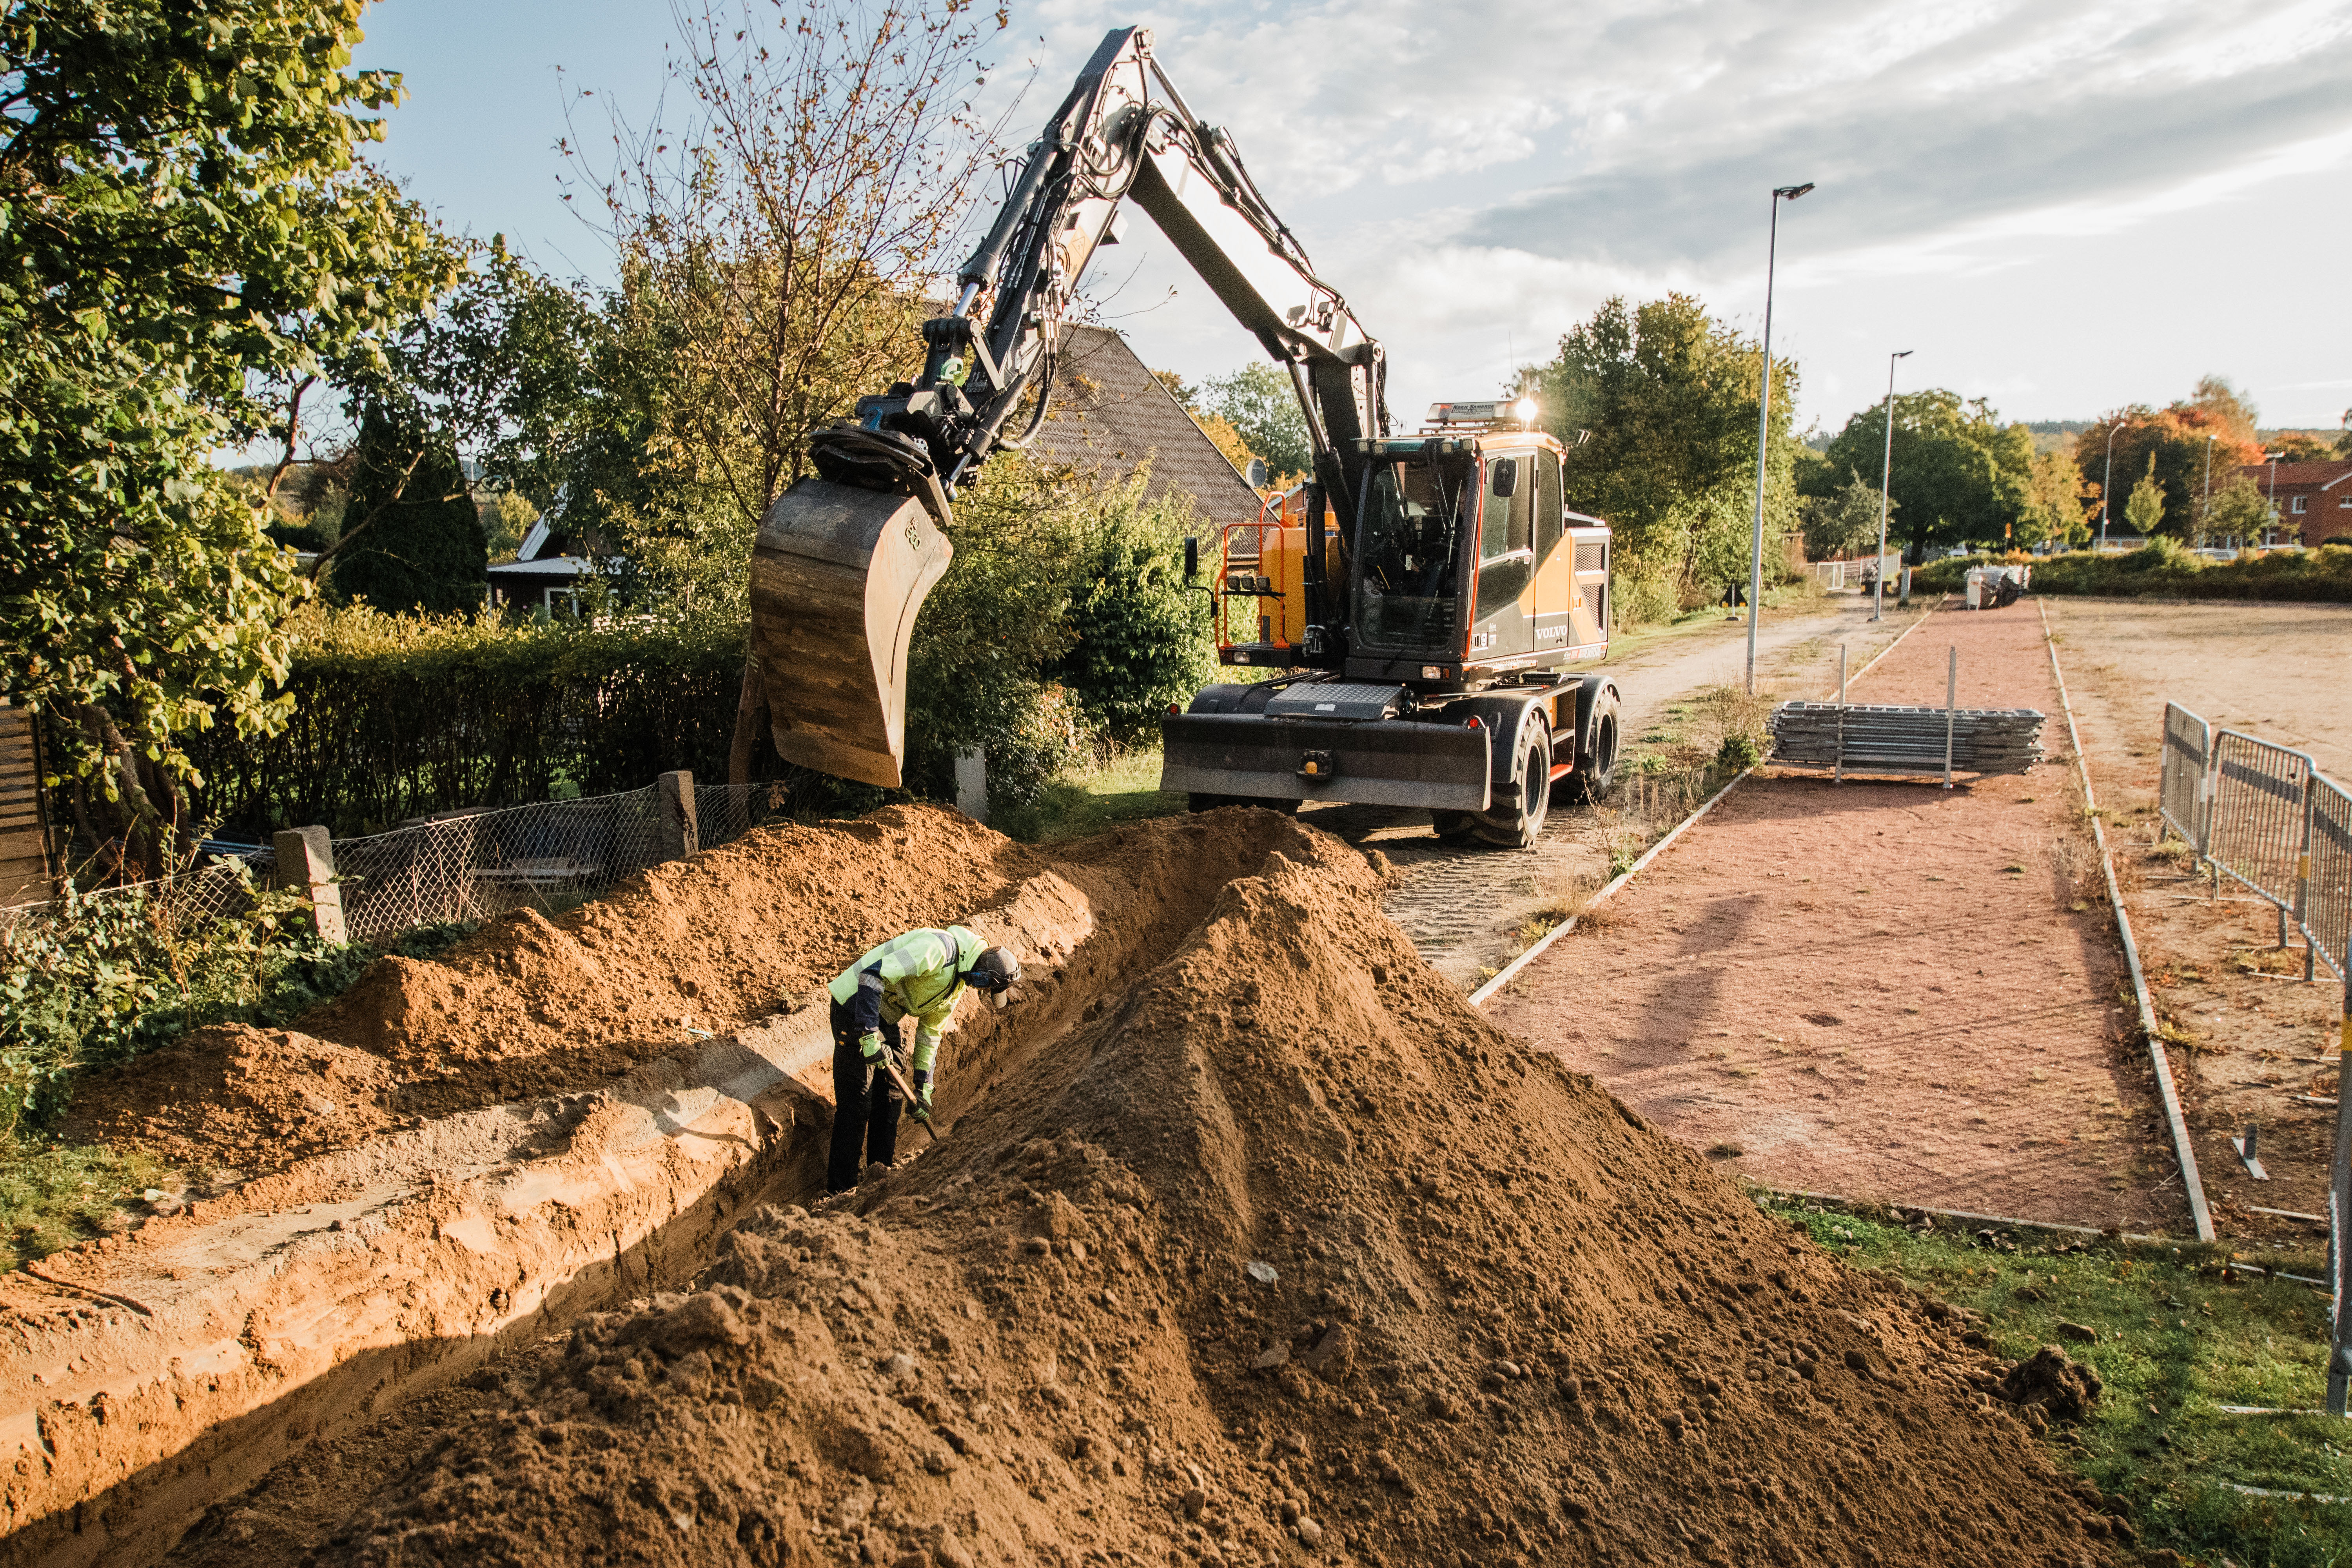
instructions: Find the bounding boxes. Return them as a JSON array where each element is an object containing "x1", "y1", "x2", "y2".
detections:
[{"x1": 827, "y1": 998, "x2": 902, "y2": 1193}]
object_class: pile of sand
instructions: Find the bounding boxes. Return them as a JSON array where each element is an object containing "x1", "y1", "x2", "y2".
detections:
[
  {"x1": 309, "y1": 829, "x2": 2121, "y2": 1567},
  {"x1": 65, "y1": 1024, "x2": 402, "y2": 1172}
]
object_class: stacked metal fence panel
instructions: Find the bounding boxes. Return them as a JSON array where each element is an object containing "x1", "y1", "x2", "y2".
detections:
[
  {"x1": 1769, "y1": 702, "x2": 2045, "y2": 777},
  {"x1": 330, "y1": 785, "x2": 669, "y2": 944},
  {"x1": 2159, "y1": 702, "x2": 2212, "y2": 853}
]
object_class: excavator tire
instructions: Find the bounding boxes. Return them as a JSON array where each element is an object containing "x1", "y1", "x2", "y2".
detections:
[
  {"x1": 1558, "y1": 689, "x2": 1621, "y2": 804},
  {"x1": 1470, "y1": 724, "x2": 1553, "y2": 849},
  {"x1": 1428, "y1": 811, "x2": 1482, "y2": 843},
  {"x1": 748, "y1": 477, "x2": 953, "y2": 788}
]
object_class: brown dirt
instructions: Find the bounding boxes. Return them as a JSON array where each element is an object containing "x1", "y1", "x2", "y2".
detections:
[
  {"x1": 2044, "y1": 596, "x2": 2352, "y2": 1246},
  {"x1": 163, "y1": 820, "x2": 2118, "y2": 1567},
  {"x1": 63, "y1": 806, "x2": 1039, "y2": 1166},
  {"x1": 63, "y1": 1025, "x2": 401, "y2": 1174},
  {"x1": 1486, "y1": 599, "x2": 2185, "y2": 1232}
]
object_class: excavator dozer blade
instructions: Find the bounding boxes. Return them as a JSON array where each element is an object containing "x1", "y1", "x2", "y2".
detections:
[{"x1": 749, "y1": 477, "x2": 953, "y2": 788}]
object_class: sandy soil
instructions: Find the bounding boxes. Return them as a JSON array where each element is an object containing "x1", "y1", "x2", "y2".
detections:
[
  {"x1": 1329, "y1": 595, "x2": 1935, "y2": 989},
  {"x1": 1486, "y1": 599, "x2": 2185, "y2": 1232},
  {"x1": 2046, "y1": 596, "x2": 2352, "y2": 1246},
  {"x1": 151, "y1": 814, "x2": 2117, "y2": 1568}
]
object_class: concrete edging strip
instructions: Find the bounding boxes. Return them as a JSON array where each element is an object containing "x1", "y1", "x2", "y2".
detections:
[
  {"x1": 2038, "y1": 599, "x2": 2216, "y2": 1243},
  {"x1": 1470, "y1": 602, "x2": 1938, "y2": 1010}
]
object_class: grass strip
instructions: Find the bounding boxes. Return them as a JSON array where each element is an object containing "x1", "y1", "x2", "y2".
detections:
[{"x1": 1756, "y1": 1192, "x2": 2352, "y2": 1565}]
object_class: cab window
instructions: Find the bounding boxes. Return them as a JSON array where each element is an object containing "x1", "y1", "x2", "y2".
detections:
[{"x1": 1481, "y1": 454, "x2": 1530, "y2": 559}]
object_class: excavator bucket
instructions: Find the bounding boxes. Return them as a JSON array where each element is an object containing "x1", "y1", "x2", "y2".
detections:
[{"x1": 749, "y1": 477, "x2": 953, "y2": 788}]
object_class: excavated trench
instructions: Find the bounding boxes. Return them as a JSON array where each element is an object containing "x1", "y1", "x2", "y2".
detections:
[
  {"x1": 2, "y1": 808, "x2": 1315, "y2": 1568},
  {"x1": 6, "y1": 802, "x2": 2123, "y2": 1568}
]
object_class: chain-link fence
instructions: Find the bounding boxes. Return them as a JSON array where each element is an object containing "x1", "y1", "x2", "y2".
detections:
[
  {"x1": 2, "y1": 768, "x2": 844, "y2": 948},
  {"x1": 2164, "y1": 702, "x2": 2345, "y2": 983}
]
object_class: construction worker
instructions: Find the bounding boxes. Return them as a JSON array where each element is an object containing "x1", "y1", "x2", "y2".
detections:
[{"x1": 825, "y1": 925, "x2": 1021, "y2": 1192}]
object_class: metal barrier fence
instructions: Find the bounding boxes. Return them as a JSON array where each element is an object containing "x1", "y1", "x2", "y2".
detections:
[
  {"x1": 2207, "y1": 731, "x2": 2318, "y2": 952},
  {"x1": 2165, "y1": 702, "x2": 2346, "y2": 984},
  {"x1": 2159, "y1": 702, "x2": 2211, "y2": 852},
  {"x1": 2308, "y1": 777, "x2": 2352, "y2": 987}
]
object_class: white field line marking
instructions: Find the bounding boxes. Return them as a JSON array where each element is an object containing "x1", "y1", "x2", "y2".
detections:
[
  {"x1": 2040, "y1": 599, "x2": 2215, "y2": 1243},
  {"x1": 1471, "y1": 604, "x2": 1938, "y2": 1009}
]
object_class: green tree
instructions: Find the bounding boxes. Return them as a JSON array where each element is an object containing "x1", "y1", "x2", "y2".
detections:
[
  {"x1": 2124, "y1": 456, "x2": 2168, "y2": 540},
  {"x1": 2018, "y1": 447, "x2": 2092, "y2": 550},
  {"x1": 2074, "y1": 383, "x2": 2264, "y2": 540},
  {"x1": 0, "y1": 0, "x2": 460, "y2": 875},
  {"x1": 2202, "y1": 474, "x2": 2273, "y2": 546},
  {"x1": 1532, "y1": 293, "x2": 1801, "y2": 601},
  {"x1": 1816, "y1": 390, "x2": 2031, "y2": 554},
  {"x1": 1052, "y1": 474, "x2": 1216, "y2": 746},
  {"x1": 328, "y1": 405, "x2": 489, "y2": 615},
  {"x1": 1799, "y1": 468, "x2": 1891, "y2": 560},
  {"x1": 1194, "y1": 362, "x2": 1314, "y2": 484}
]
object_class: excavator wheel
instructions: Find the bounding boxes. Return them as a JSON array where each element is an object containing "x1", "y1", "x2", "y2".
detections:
[
  {"x1": 1470, "y1": 724, "x2": 1553, "y2": 849},
  {"x1": 1557, "y1": 690, "x2": 1621, "y2": 804}
]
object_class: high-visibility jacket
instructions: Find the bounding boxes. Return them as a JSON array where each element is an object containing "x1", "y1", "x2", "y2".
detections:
[{"x1": 826, "y1": 925, "x2": 984, "y2": 1076}]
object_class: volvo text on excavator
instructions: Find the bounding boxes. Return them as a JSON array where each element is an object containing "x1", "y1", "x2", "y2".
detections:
[{"x1": 746, "y1": 24, "x2": 1621, "y2": 848}]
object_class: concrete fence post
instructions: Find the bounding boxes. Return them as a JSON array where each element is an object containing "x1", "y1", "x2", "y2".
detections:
[
  {"x1": 955, "y1": 751, "x2": 988, "y2": 824},
  {"x1": 658, "y1": 770, "x2": 699, "y2": 860},
  {"x1": 272, "y1": 826, "x2": 347, "y2": 944}
]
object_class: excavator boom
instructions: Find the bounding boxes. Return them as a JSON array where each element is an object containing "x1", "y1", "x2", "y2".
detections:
[{"x1": 751, "y1": 25, "x2": 1383, "y2": 787}]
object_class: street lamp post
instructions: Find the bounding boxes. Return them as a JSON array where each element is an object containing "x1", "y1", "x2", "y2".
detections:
[
  {"x1": 1746, "y1": 180, "x2": 1813, "y2": 694},
  {"x1": 2101, "y1": 420, "x2": 2123, "y2": 552},
  {"x1": 1873, "y1": 349, "x2": 1913, "y2": 623},
  {"x1": 2267, "y1": 450, "x2": 2284, "y2": 543}
]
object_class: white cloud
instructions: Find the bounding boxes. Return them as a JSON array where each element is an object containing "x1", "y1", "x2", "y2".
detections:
[{"x1": 1011, "y1": 0, "x2": 2352, "y2": 426}]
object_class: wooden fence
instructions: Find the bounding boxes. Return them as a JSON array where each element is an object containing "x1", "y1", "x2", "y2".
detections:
[{"x1": 0, "y1": 702, "x2": 56, "y2": 906}]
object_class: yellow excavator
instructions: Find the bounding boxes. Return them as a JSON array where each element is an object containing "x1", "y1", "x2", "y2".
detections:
[{"x1": 749, "y1": 25, "x2": 1621, "y2": 847}]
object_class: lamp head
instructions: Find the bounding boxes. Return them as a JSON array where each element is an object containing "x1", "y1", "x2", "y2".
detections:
[
  {"x1": 1775, "y1": 182, "x2": 1815, "y2": 200},
  {"x1": 1511, "y1": 394, "x2": 1539, "y2": 425},
  {"x1": 1893, "y1": 349, "x2": 1913, "y2": 360}
]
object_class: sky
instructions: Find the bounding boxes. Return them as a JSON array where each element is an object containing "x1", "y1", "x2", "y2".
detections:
[{"x1": 354, "y1": 0, "x2": 2352, "y2": 439}]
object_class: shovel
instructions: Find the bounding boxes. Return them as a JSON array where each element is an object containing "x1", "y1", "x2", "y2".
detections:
[{"x1": 878, "y1": 1050, "x2": 942, "y2": 1143}]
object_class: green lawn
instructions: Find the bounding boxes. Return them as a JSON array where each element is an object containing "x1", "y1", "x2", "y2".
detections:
[
  {"x1": 996, "y1": 748, "x2": 1194, "y2": 842},
  {"x1": 1758, "y1": 1193, "x2": 2352, "y2": 1566}
]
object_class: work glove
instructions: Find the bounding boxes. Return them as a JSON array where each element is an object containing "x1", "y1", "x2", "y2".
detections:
[
  {"x1": 858, "y1": 1029, "x2": 886, "y2": 1062},
  {"x1": 912, "y1": 1072, "x2": 934, "y2": 1117}
]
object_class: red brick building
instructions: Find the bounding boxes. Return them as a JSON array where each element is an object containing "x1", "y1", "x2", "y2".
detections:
[{"x1": 2234, "y1": 458, "x2": 2352, "y2": 546}]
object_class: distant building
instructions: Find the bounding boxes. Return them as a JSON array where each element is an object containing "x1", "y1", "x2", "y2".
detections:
[
  {"x1": 2233, "y1": 459, "x2": 2352, "y2": 546},
  {"x1": 1027, "y1": 325, "x2": 1264, "y2": 535},
  {"x1": 486, "y1": 506, "x2": 618, "y2": 613}
]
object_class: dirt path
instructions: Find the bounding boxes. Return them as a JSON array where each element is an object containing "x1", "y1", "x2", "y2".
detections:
[
  {"x1": 1485, "y1": 599, "x2": 2187, "y2": 1232},
  {"x1": 1319, "y1": 596, "x2": 1932, "y2": 987},
  {"x1": 2047, "y1": 596, "x2": 2352, "y2": 1245}
]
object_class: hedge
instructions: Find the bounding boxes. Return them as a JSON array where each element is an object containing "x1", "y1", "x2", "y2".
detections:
[
  {"x1": 1913, "y1": 541, "x2": 2352, "y2": 603},
  {"x1": 181, "y1": 605, "x2": 770, "y2": 839}
]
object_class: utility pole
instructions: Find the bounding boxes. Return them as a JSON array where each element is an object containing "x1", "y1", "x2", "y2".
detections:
[
  {"x1": 1746, "y1": 181, "x2": 1813, "y2": 694},
  {"x1": 1873, "y1": 349, "x2": 1912, "y2": 623}
]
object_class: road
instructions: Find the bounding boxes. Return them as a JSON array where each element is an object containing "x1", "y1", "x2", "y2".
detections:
[{"x1": 1303, "y1": 595, "x2": 1934, "y2": 986}]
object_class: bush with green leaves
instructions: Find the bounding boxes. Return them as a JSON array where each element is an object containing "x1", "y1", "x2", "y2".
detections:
[
  {"x1": 1054, "y1": 475, "x2": 1217, "y2": 747},
  {"x1": 0, "y1": 873, "x2": 471, "y2": 1132}
]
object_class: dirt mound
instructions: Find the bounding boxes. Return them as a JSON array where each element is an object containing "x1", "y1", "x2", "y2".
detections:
[
  {"x1": 64, "y1": 1024, "x2": 401, "y2": 1172},
  {"x1": 318, "y1": 835, "x2": 2120, "y2": 1567},
  {"x1": 304, "y1": 804, "x2": 1032, "y2": 1118},
  {"x1": 1996, "y1": 1345, "x2": 2104, "y2": 1429}
]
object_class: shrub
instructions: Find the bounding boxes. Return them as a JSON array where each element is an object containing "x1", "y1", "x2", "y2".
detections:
[
  {"x1": 0, "y1": 874, "x2": 471, "y2": 1132},
  {"x1": 1054, "y1": 475, "x2": 1216, "y2": 747}
]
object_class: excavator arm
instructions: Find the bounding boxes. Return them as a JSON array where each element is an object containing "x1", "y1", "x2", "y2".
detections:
[{"x1": 751, "y1": 25, "x2": 1386, "y2": 786}]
